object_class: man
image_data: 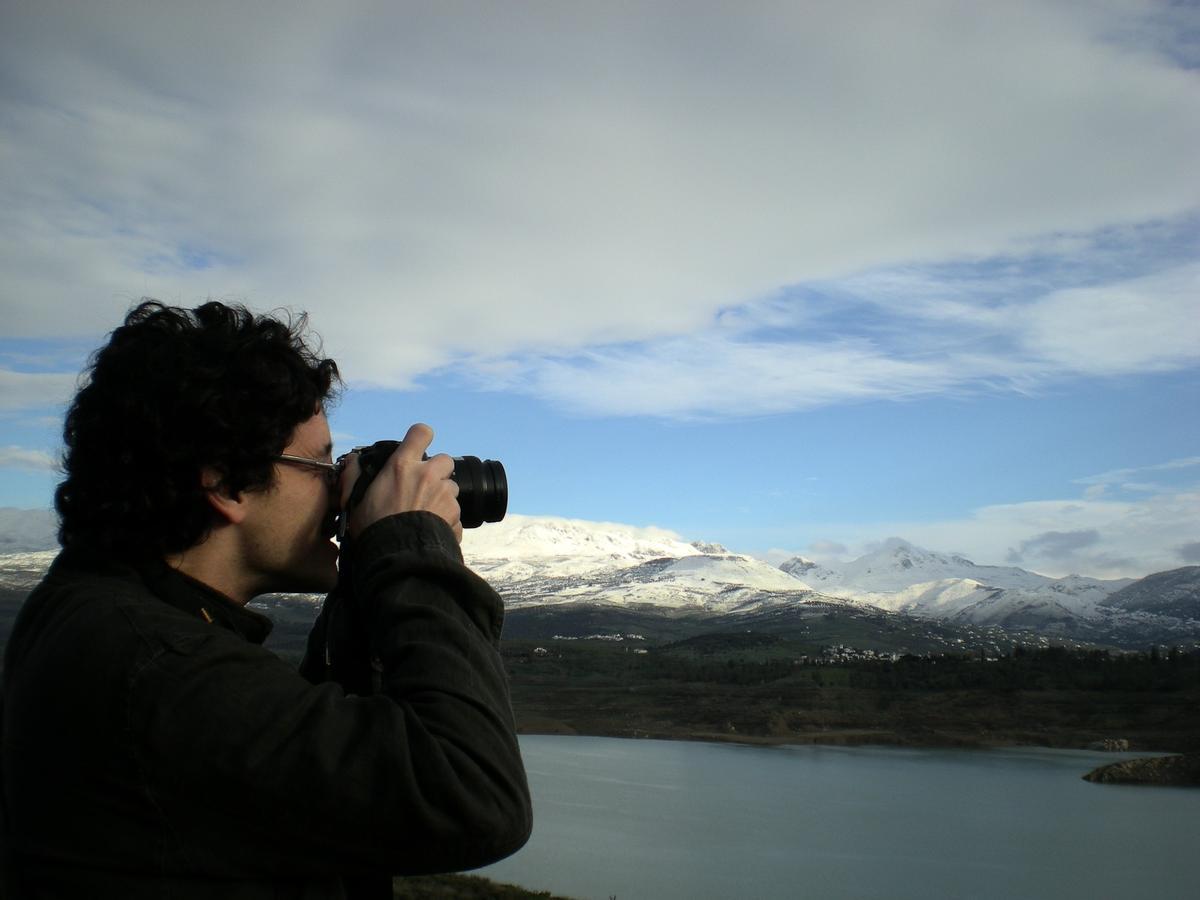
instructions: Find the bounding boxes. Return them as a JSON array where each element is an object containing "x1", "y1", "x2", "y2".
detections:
[{"x1": 0, "y1": 301, "x2": 531, "y2": 898}]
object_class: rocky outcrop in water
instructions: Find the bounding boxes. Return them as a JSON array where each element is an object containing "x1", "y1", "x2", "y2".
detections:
[{"x1": 1083, "y1": 753, "x2": 1200, "y2": 787}]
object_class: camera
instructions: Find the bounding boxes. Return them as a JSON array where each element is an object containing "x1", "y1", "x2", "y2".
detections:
[{"x1": 338, "y1": 439, "x2": 507, "y2": 532}]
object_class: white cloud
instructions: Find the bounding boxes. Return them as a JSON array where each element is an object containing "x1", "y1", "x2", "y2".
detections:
[
  {"x1": 1075, "y1": 455, "x2": 1200, "y2": 495},
  {"x1": 796, "y1": 488, "x2": 1200, "y2": 579},
  {"x1": 0, "y1": 370, "x2": 77, "y2": 411},
  {"x1": 1020, "y1": 264, "x2": 1200, "y2": 374},
  {"x1": 468, "y1": 256, "x2": 1198, "y2": 419},
  {"x1": 2, "y1": 0, "x2": 1198, "y2": 397},
  {"x1": 1080, "y1": 456, "x2": 1200, "y2": 482},
  {"x1": 507, "y1": 336, "x2": 962, "y2": 419},
  {"x1": 0, "y1": 446, "x2": 57, "y2": 471}
]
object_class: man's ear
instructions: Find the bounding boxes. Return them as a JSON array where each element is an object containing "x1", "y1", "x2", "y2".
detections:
[{"x1": 201, "y1": 467, "x2": 250, "y2": 525}]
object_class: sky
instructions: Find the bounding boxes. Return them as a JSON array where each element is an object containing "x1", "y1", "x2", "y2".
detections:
[{"x1": 1, "y1": 0, "x2": 1198, "y2": 579}]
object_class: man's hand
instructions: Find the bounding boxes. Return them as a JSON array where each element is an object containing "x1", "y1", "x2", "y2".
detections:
[{"x1": 339, "y1": 423, "x2": 462, "y2": 543}]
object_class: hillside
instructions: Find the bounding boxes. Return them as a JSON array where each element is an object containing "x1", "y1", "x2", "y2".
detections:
[{"x1": 1101, "y1": 566, "x2": 1200, "y2": 619}]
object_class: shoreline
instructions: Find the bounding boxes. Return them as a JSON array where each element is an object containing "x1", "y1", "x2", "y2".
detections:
[
  {"x1": 518, "y1": 724, "x2": 1199, "y2": 786},
  {"x1": 517, "y1": 721, "x2": 1187, "y2": 754}
]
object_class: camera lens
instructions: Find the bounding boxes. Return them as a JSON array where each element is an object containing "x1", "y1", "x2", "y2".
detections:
[
  {"x1": 451, "y1": 456, "x2": 508, "y2": 529},
  {"x1": 339, "y1": 441, "x2": 508, "y2": 533}
]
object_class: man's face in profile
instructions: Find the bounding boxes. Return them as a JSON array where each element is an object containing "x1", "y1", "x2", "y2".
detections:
[{"x1": 238, "y1": 409, "x2": 342, "y2": 596}]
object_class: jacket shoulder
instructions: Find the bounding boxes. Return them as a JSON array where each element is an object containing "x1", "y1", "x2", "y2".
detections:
[{"x1": 8, "y1": 562, "x2": 211, "y2": 671}]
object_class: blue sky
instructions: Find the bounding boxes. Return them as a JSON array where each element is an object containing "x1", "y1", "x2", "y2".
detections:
[{"x1": 1, "y1": 1, "x2": 1198, "y2": 578}]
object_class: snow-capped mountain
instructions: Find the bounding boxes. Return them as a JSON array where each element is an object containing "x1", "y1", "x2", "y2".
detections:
[
  {"x1": 784, "y1": 537, "x2": 1055, "y2": 594},
  {"x1": 461, "y1": 520, "x2": 1139, "y2": 625},
  {"x1": 776, "y1": 539, "x2": 1109, "y2": 628},
  {"x1": 778, "y1": 556, "x2": 837, "y2": 583},
  {"x1": 889, "y1": 579, "x2": 1113, "y2": 628},
  {"x1": 461, "y1": 514, "x2": 704, "y2": 581},
  {"x1": 462, "y1": 514, "x2": 816, "y2": 612},
  {"x1": 777, "y1": 538, "x2": 1132, "y2": 626},
  {"x1": 0, "y1": 513, "x2": 1188, "y2": 642},
  {"x1": 0, "y1": 549, "x2": 59, "y2": 592},
  {"x1": 0, "y1": 508, "x2": 57, "y2": 554}
]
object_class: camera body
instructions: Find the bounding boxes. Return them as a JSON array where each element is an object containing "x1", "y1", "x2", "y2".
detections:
[{"x1": 338, "y1": 440, "x2": 507, "y2": 533}]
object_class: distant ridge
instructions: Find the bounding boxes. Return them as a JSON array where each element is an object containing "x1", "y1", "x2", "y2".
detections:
[
  {"x1": 0, "y1": 508, "x2": 57, "y2": 553},
  {"x1": 457, "y1": 517, "x2": 1192, "y2": 643},
  {"x1": 1101, "y1": 566, "x2": 1200, "y2": 619},
  {"x1": 1, "y1": 512, "x2": 1197, "y2": 647},
  {"x1": 776, "y1": 536, "x2": 1133, "y2": 627}
]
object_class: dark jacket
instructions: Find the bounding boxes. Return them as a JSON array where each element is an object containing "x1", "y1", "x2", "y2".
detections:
[{"x1": 0, "y1": 512, "x2": 531, "y2": 899}]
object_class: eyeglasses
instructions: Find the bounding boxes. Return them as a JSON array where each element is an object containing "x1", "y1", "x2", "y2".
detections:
[{"x1": 275, "y1": 454, "x2": 344, "y2": 487}]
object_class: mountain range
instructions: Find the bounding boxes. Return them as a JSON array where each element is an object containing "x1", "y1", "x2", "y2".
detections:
[
  {"x1": 777, "y1": 538, "x2": 1135, "y2": 628},
  {"x1": 0, "y1": 508, "x2": 57, "y2": 554},
  {"x1": 460, "y1": 516, "x2": 1199, "y2": 647},
  {"x1": 2, "y1": 510, "x2": 1197, "y2": 650}
]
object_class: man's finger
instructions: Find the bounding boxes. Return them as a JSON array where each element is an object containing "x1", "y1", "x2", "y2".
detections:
[
  {"x1": 396, "y1": 423, "x2": 434, "y2": 459},
  {"x1": 424, "y1": 452, "x2": 456, "y2": 481}
]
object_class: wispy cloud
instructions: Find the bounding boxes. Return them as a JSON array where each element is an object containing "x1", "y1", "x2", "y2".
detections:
[
  {"x1": 0, "y1": 446, "x2": 57, "y2": 471},
  {"x1": 1079, "y1": 456, "x2": 1200, "y2": 483},
  {"x1": 1075, "y1": 455, "x2": 1200, "y2": 499},
  {"x1": 787, "y1": 449, "x2": 1200, "y2": 578},
  {"x1": 2, "y1": 1, "x2": 1197, "y2": 403},
  {"x1": 473, "y1": 256, "x2": 1199, "y2": 419},
  {"x1": 0, "y1": 370, "x2": 77, "y2": 412},
  {"x1": 499, "y1": 335, "x2": 960, "y2": 420},
  {"x1": 797, "y1": 487, "x2": 1200, "y2": 579}
]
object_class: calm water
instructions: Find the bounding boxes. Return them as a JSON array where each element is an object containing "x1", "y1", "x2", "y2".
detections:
[{"x1": 477, "y1": 736, "x2": 1199, "y2": 900}]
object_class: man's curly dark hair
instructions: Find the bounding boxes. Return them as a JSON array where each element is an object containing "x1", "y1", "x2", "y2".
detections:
[{"x1": 56, "y1": 300, "x2": 340, "y2": 559}]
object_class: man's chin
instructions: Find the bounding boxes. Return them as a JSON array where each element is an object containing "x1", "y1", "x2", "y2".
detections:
[{"x1": 274, "y1": 544, "x2": 339, "y2": 595}]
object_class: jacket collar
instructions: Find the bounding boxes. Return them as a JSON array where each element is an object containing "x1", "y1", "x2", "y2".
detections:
[
  {"x1": 139, "y1": 558, "x2": 274, "y2": 645},
  {"x1": 53, "y1": 547, "x2": 273, "y2": 645}
]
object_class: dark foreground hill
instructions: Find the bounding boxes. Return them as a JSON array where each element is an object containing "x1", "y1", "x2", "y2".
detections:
[
  {"x1": 1102, "y1": 566, "x2": 1200, "y2": 618},
  {"x1": 500, "y1": 630, "x2": 1200, "y2": 752},
  {"x1": 4, "y1": 586, "x2": 1198, "y2": 753}
]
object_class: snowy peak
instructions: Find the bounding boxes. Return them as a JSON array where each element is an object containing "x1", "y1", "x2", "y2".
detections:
[
  {"x1": 664, "y1": 554, "x2": 812, "y2": 593},
  {"x1": 462, "y1": 514, "x2": 701, "y2": 581},
  {"x1": 792, "y1": 537, "x2": 1050, "y2": 595},
  {"x1": 779, "y1": 555, "x2": 836, "y2": 583},
  {"x1": 775, "y1": 537, "x2": 1139, "y2": 626},
  {"x1": 840, "y1": 537, "x2": 988, "y2": 586},
  {"x1": 463, "y1": 523, "x2": 1132, "y2": 623},
  {"x1": 0, "y1": 515, "x2": 1155, "y2": 632},
  {"x1": 460, "y1": 515, "x2": 816, "y2": 613},
  {"x1": 493, "y1": 549, "x2": 818, "y2": 614}
]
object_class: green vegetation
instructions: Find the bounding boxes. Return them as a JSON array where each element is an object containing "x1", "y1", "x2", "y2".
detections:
[
  {"x1": 7, "y1": 588, "x2": 1196, "y2": 752},
  {"x1": 241, "y1": 596, "x2": 1200, "y2": 753},
  {"x1": 503, "y1": 637, "x2": 1200, "y2": 752}
]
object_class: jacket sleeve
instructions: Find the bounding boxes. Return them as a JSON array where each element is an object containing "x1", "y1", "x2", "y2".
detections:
[{"x1": 129, "y1": 511, "x2": 532, "y2": 879}]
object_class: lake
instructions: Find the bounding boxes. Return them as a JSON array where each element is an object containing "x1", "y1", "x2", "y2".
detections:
[{"x1": 477, "y1": 736, "x2": 1199, "y2": 900}]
